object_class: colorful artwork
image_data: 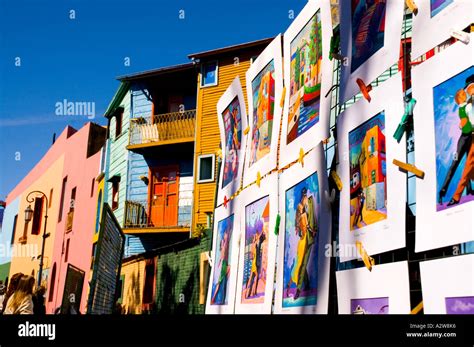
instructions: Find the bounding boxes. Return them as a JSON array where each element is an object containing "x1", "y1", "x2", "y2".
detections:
[
  {"x1": 350, "y1": 0, "x2": 386, "y2": 73},
  {"x1": 221, "y1": 97, "x2": 242, "y2": 188},
  {"x1": 241, "y1": 196, "x2": 270, "y2": 304},
  {"x1": 210, "y1": 214, "x2": 234, "y2": 305},
  {"x1": 430, "y1": 0, "x2": 454, "y2": 17},
  {"x1": 351, "y1": 297, "x2": 389, "y2": 314},
  {"x1": 287, "y1": 11, "x2": 323, "y2": 145},
  {"x1": 434, "y1": 67, "x2": 474, "y2": 211},
  {"x1": 250, "y1": 61, "x2": 275, "y2": 165},
  {"x1": 283, "y1": 172, "x2": 320, "y2": 307},
  {"x1": 349, "y1": 111, "x2": 387, "y2": 231},
  {"x1": 445, "y1": 296, "x2": 474, "y2": 314}
]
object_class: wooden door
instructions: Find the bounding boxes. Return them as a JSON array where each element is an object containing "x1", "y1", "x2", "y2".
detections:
[{"x1": 149, "y1": 166, "x2": 179, "y2": 227}]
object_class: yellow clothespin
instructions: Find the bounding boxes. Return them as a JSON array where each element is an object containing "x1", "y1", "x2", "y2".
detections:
[
  {"x1": 323, "y1": 138, "x2": 330, "y2": 144},
  {"x1": 216, "y1": 148, "x2": 222, "y2": 159},
  {"x1": 393, "y1": 159, "x2": 425, "y2": 179},
  {"x1": 298, "y1": 148, "x2": 305, "y2": 167},
  {"x1": 256, "y1": 171, "x2": 261, "y2": 187},
  {"x1": 280, "y1": 86, "x2": 287, "y2": 108},
  {"x1": 356, "y1": 241, "x2": 375, "y2": 271},
  {"x1": 411, "y1": 301, "x2": 423, "y2": 314},
  {"x1": 405, "y1": 0, "x2": 418, "y2": 15},
  {"x1": 244, "y1": 126, "x2": 250, "y2": 135},
  {"x1": 330, "y1": 170, "x2": 343, "y2": 191}
]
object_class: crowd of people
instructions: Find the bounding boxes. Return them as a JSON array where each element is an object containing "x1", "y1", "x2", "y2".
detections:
[{"x1": 0, "y1": 273, "x2": 46, "y2": 315}]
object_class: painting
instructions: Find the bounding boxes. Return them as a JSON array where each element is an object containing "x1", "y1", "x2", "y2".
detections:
[
  {"x1": 445, "y1": 296, "x2": 474, "y2": 314},
  {"x1": 430, "y1": 0, "x2": 454, "y2": 17},
  {"x1": 221, "y1": 96, "x2": 242, "y2": 188},
  {"x1": 351, "y1": 297, "x2": 389, "y2": 314},
  {"x1": 287, "y1": 11, "x2": 323, "y2": 145},
  {"x1": 282, "y1": 172, "x2": 320, "y2": 308},
  {"x1": 433, "y1": 66, "x2": 474, "y2": 211},
  {"x1": 241, "y1": 196, "x2": 269, "y2": 304},
  {"x1": 350, "y1": 0, "x2": 386, "y2": 73},
  {"x1": 210, "y1": 214, "x2": 234, "y2": 306},
  {"x1": 250, "y1": 61, "x2": 275, "y2": 166},
  {"x1": 348, "y1": 111, "x2": 387, "y2": 231}
]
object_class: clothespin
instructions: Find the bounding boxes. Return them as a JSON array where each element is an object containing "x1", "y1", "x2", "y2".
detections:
[
  {"x1": 274, "y1": 213, "x2": 281, "y2": 235},
  {"x1": 330, "y1": 170, "x2": 343, "y2": 191},
  {"x1": 256, "y1": 171, "x2": 261, "y2": 187},
  {"x1": 405, "y1": 0, "x2": 418, "y2": 16},
  {"x1": 393, "y1": 159, "x2": 425, "y2": 179},
  {"x1": 329, "y1": 26, "x2": 341, "y2": 61},
  {"x1": 356, "y1": 78, "x2": 373, "y2": 102},
  {"x1": 394, "y1": 97, "x2": 417, "y2": 143},
  {"x1": 216, "y1": 148, "x2": 223, "y2": 159},
  {"x1": 223, "y1": 195, "x2": 229, "y2": 208},
  {"x1": 207, "y1": 251, "x2": 214, "y2": 268},
  {"x1": 323, "y1": 138, "x2": 330, "y2": 144},
  {"x1": 451, "y1": 29, "x2": 470, "y2": 45},
  {"x1": 280, "y1": 86, "x2": 286, "y2": 108},
  {"x1": 298, "y1": 148, "x2": 305, "y2": 167},
  {"x1": 411, "y1": 301, "x2": 423, "y2": 314},
  {"x1": 356, "y1": 241, "x2": 375, "y2": 271},
  {"x1": 244, "y1": 126, "x2": 250, "y2": 135}
]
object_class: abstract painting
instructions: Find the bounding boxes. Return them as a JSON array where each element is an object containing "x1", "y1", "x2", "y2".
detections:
[
  {"x1": 351, "y1": 297, "x2": 389, "y2": 314},
  {"x1": 221, "y1": 97, "x2": 242, "y2": 188},
  {"x1": 348, "y1": 111, "x2": 387, "y2": 231},
  {"x1": 351, "y1": 0, "x2": 386, "y2": 73},
  {"x1": 241, "y1": 196, "x2": 270, "y2": 304},
  {"x1": 445, "y1": 296, "x2": 474, "y2": 314},
  {"x1": 210, "y1": 214, "x2": 234, "y2": 306},
  {"x1": 282, "y1": 172, "x2": 320, "y2": 308},
  {"x1": 433, "y1": 66, "x2": 474, "y2": 211},
  {"x1": 250, "y1": 61, "x2": 275, "y2": 166},
  {"x1": 287, "y1": 11, "x2": 323, "y2": 145},
  {"x1": 430, "y1": 0, "x2": 454, "y2": 17}
]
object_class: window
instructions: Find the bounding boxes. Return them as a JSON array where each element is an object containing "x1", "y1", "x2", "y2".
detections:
[
  {"x1": 70, "y1": 187, "x2": 76, "y2": 212},
  {"x1": 197, "y1": 154, "x2": 215, "y2": 183},
  {"x1": 112, "y1": 181, "x2": 119, "y2": 210},
  {"x1": 65, "y1": 238, "x2": 70, "y2": 262},
  {"x1": 143, "y1": 259, "x2": 156, "y2": 304},
  {"x1": 11, "y1": 215, "x2": 18, "y2": 245},
  {"x1": 95, "y1": 191, "x2": 102, "y2": 233},
  {"x1": 48, "y1": 263, "x2": 56, "y2": 302},
  {"x1": 49, "y1": 188, "x2": 53, "y2": 208},
  {"x1": 31, "y1": 197, "x2": 44, "y2": 235},
  {"x1": 115, "y1": 112, "x2": 123, "y2": 138},
  {"x1": 58, "y1": 177, "x2": 68, "y2": 222},
  {"x1": 90, "y1": 178, "x2": 95, "y2": 197},
  {"x1": 201, "y1": 61, "x2": 218, "y2": 87}
]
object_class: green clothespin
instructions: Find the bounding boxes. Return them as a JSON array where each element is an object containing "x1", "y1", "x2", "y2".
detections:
[
  {"x1": 393, "y1": 97, "x2": 416, "y2": 143},
  {"x1": 274, "y1": 213, "x2": 281, "y2": 235},
  {"x1": 329, "y1": 26, "x2": 340, "y2": 61}
]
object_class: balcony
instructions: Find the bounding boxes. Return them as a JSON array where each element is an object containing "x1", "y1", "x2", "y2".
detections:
[
  {"x1": 128, "y1": 110, "x2": 196, "y2": 151},
  {"x1": 123, "y1": 200, "x2": 191, "y2": 234}
]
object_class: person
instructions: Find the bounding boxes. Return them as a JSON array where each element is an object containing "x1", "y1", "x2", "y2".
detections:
[
  {"x1": 3, "y1": 275, "x2": 35, "y2": 315},
  {"x1": 211, "y1": 230, "x2": 230, "y2": 304},
  {"x1": 0, "y1": 282, "x2": 5, "y2": 312},
  {"x1": 245, "y1": 234, "x2": 259, "y2": 298},
  {"x1": 1, "y1": 272, "x2": 23, "y2": 314},
  {"x1": 32, "y1": 286, "x2": 46, "y2": 315}
]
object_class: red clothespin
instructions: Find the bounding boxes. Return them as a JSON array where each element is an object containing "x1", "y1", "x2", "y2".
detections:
[
  {"x1": 223, "y1": 195, "x2": 229, "y2": 208},
  {"x1": 356, "y1": 78, "x2": 372, "y2": 102}
]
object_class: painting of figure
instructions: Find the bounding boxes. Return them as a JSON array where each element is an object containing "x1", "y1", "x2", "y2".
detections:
[
  {"x1": 287, "y1": 11, "x2": 323, "y2": 145},
  {"x1": 434, "y1": 67, "x2": 474, "y2": 210},
  {"x1": 221, "y1": 97, "x2": 242, "y2": 188},
  {"x1": 351, "y1": 0, "x2": 386, "y2": 73},
  {"x1": 430, "y1": 0, "x2": 454, "y2": 17},
  {"x1": 241, "y1": 196, "x2": 270, "y2": 304},
  {"x1": 250, "y1": 61, "x2": 275, "y2": 166},
  {"x1": 351, "y1": 297, "x2": 389, "y2": 314},
  {"x1": 210, "y1": 214, "x2": 234, "y2": 305},
  {"x1": 445, "y1": 296, "x2": 474, "y2": 314},
  {"x1": 282, "y1": 172, "x2": 320, "y2": 307},
  {"x1": 349, "y1": 111, "x2": 387, "y2": 230}
]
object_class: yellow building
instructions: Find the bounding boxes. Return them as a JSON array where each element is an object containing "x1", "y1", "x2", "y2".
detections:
[{"x1": 188, "y1": 38, "x2": 273, "y2": 236}]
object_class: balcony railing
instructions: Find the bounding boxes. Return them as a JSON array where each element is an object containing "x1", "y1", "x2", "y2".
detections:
[
  {"x1": 124, "y1": 200, "x2": 191, "y2": 231},
  {"x1": 129, "y1": 110, "x2": 196, "y2": 147}
]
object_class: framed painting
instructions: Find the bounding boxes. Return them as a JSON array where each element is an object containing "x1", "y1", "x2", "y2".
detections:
[
  {"x1": 339, "y1": 0, "x2": 405, "y2": 103},
  {"x1": 337, "y1": 73, "x2": 406, "y2": 262},
  {"x1": 216, "y1": 77, "x2": 248, "y2": 206},
  {"x1": 280, "y1": 0, "x2": 334, "y2": 168},
  {"x1": 412, "y1": 36, "x2": 474, "y2": 252},
  {"x1": 420, "y1": 254, "x2": 474, "y2": 314},
  {"x1": 336, "y1": 261, "x2": 411, "y2": 314},
  {"x1": 274, "y1": 143, "x2": 332, "y2": 314},
  {"x1": 244, "y1": 35, "x2": 284, "y2": 186}
]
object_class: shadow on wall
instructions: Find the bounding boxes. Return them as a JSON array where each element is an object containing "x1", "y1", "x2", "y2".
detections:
[{"x1": 125, "y1": 269, "x2": 142, "y2": 314}]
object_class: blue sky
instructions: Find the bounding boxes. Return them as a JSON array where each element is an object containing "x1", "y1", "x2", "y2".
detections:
[{"x1": 0, "y1": 0, "x2": 307, "y2": 199}]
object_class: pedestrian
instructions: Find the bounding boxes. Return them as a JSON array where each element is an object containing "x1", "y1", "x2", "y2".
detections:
[
  {"x1": 3, "y1": 275, "x2": 35, "y2": 315},
  {"x1": 32, "y1": 286, "x2": 46, "y2": 315},
  {"x1": 1, "y1": 272, "x2": 23, "y2": 314}
]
